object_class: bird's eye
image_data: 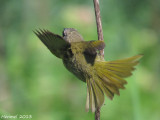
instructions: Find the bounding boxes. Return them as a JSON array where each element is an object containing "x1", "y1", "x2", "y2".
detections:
[{"x1": 63, "y1": 31, "x2": 66, "y2": 37}]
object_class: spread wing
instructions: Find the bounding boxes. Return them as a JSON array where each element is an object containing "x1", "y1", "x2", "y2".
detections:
[
  {"x1": 83, "y1": 40, "x2": 105, "y2": 65},
  {"x1": 34, "y1": 29, "x2": 70, "y2": 58},
  {"x1": 84, "y1": 40, "x2": 105, "y2": 55}
]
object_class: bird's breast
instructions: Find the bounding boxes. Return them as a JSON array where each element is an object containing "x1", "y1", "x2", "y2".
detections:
[{"x1": 63, "y1": 53, "x2": 93, "y2": 82}]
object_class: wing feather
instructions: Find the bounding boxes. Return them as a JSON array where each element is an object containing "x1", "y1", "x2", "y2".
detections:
[{"x1": 34, "y1": 29, "x2": 70, "y2": 58}]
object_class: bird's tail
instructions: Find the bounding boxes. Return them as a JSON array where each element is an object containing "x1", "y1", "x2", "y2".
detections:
[{"x1": 85, "y1": 55, "x2": 143, "y2": 112}]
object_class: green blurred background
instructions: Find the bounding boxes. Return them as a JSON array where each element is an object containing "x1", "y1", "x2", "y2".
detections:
[{"x1": 0, "y1": 0, "x2": 160, "y2": 120}]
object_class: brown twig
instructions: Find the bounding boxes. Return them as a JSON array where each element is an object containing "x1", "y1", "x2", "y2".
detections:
[
  {"x1": 93, "y1": 0, "x2": 104, "y2": 120},
  {"x1": 93, "y1": 0, "x2": 104, "y2": 57},
  {"x1": 95, "y1": 107, "x2": 100, "y2": 120}
]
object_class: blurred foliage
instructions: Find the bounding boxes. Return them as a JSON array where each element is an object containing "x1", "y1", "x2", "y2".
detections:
[{"x1": 0, "y1": 0, "x2": 160, "y2": 120}]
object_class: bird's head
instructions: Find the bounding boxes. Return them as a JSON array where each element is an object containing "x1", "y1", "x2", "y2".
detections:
[{"x1": 63, "y1": 28, "x2": 84, "y2": 43}]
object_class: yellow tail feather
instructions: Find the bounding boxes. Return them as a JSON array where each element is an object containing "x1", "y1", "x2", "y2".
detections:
[{"x1": 86, "y1": 55, "x2": 143, "y2": 112}]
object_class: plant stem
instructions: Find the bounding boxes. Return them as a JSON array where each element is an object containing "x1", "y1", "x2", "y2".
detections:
[
  {"x1": 93, "y1": 0, "x2": 104, "y2": 57},
  {"x1": 95, "y1": 107, "x2": 100, "y2": 120},
  {"x1": 93, "y1": 0, "x2": 104, "y2": 120}
]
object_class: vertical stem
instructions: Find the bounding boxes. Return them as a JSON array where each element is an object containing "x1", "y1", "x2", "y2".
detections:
[
  {"x1": 95, "y1": 107, "x2": 100, "y2": 120},
  {"x1": 93, "y1": 0, "x2": 104, "y2": 120},
  {"x1": 93, "y1": 0, "x2": 104, "y2": 57}
]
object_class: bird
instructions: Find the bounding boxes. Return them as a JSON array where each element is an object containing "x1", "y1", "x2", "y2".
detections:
[{"x1": 34, "y1": 28, "x2": 143, "y2": 112}]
